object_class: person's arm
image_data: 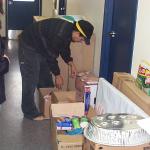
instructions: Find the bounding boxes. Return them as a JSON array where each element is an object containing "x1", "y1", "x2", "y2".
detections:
[
  {"x1": 46, "y1": 36, "x2": 65, "y2": 89},
  {"x1": 59, "y1": 42, "x2": 77, "y2": 78},
  {"x1": 68, "y1": 61, "x2": 77, "y2": 78},
  {"x1": 55, "y1": 74, "x2": 64, "y2": 89}
]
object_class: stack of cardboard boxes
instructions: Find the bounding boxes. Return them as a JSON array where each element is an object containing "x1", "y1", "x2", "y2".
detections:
[
  {"x1": 38, "y1": 72, "x2": 99, "y2": 119},
  {"x1": 38, "y1": 72, "x2": 98, "y2": 150},
  {"x1": 38, "y1": 72, "x2": 150, "y2": 150}
]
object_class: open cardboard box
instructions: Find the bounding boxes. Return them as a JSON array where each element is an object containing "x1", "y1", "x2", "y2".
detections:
[
  {"x1": 50, "y1": 117, "x2": 84, "y2": 150},
  {"x1": 50, "y1": 107, "x2": 96, "y2": 150},
  {"x1": 38, "y1": 88, "x2": 52, "y2": 119},
  {"x1": 51, "y1": 91, "x2": 85, "y2": 117},
  {"x1": 50, "y1": 90, "x2": 96, "y2": 150},
  {"x1": 50, "y1": 90, "x2": 85, "y2": 150}
]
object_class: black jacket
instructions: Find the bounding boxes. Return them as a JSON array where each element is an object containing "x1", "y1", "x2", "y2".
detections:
[{"x1": 19, "y1": 18, "x2": 74, "y2": 76}]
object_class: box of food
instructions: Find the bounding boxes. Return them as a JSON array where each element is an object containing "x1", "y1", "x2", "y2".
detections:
[{"x1": 50, "y1": 91, "x2": 96, "y2": 150}]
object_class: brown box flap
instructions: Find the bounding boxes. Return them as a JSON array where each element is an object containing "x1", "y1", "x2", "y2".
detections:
[
  {"x1": 51, "y1": 91, "x2": 84, "y2": 117},
  {"x1": 122, "y1": 80, "x2": 150, "y2": 115},
  {"x1": 113, "y1": 72, "x2": 150, "y2": 115},
  {"x1": 38, "y1": 88, "x2": 52, "y2": 97},
  {"x1": 51, "y1": 91, "x2": 76, "y2": 103},
  {"x1": 112, "y1": 72, "x2": 135, "y2": 90},
  {"x1": 51, "y1": 103, "x2": 84, "y2": 117}
]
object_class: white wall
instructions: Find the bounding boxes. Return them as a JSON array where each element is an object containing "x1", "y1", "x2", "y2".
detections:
[
  {"x1": 42, "y1": 0, "x2": 53, "y2": 17},
  {"x1": 66, "y1": 1, "x2": 82, "y2": 14},
  {"x1": 132, "y1": 1, "x2": 150, "y2": 76},
  {"x1": 0, "y1": 0, "x2": 6, "y2": 36},
  {"x1": 67, "y1": 0, "x2": 105, "y2": 76}
]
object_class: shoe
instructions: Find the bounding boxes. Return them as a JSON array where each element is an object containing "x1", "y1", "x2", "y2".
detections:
[
  {"x1": 24, "y1": 113, "x2": 44, "y2": 121},
  {"x1": 33, "y1": 115, "x2": 45, "y2": 121}
]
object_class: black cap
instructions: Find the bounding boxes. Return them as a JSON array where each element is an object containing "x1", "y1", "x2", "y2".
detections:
[{"x1": 77, "y1": 20, "x2": 94, "y2": 45}]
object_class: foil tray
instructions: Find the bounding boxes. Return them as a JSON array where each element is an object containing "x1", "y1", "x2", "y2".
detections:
[
  {"x1": 84, "y1": 113, "x2": 150, "y2": 146},
  {"x1": 91, "y1": 113, "x2": 143, "y2": 130}
]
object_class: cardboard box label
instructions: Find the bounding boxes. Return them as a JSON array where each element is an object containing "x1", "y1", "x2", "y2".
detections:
[{"x1": 58, "y1": 144, "x2": 82, "y2": 150}]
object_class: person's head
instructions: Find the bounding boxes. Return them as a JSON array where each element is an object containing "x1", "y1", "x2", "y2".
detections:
[{"x1": 72, "y1": 20, "x2": 94, "y2": 45}]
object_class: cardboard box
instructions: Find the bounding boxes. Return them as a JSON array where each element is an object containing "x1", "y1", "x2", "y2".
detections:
[
  {"x1": 50, "y1": 92, "x2": 84, "y2": 150},
  {"x1": 112, "y1": 72, "x2": 150, "y2": 115},
  {"x1": 50, "y1": 109, "x2": 96, "y2": 150},
  {"x1": 50, "y1": 92, "x2": 96, "y2": 150},
  {"x1": 38, "y1": 88, "x2": 52, "y2": 119},
  {"x1": 75, "y1": 72, "x2": 98, "y2": 108},
  {"x1": 50, "y1": 117, "x2": 84, "y2": 150},
  {"x1": 84, "y1": 139, "x2": 150, "y2": 150},
  {"x1": 51, "y1": 91, "x2": 85, "y2": 117},
  {"x1": 112, "y1": 72, "x2": 135, "y2": 90}
]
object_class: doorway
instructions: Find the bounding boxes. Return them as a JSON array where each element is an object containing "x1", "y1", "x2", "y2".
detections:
[
  {"x1": 100, "y1": 0, "x2": 138, "y2": 82},
  {"x1": 7, "y1": 0, "x2": 41, "y2": 39}
]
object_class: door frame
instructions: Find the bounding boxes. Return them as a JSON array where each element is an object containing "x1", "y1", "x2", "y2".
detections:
[
  {"x1": 99, "y1": 0, "x2": 114, "y2": 79},
  {"x1": 99, "y1": 0, "x2": 138, "y2": 81},
  {"x1": 6, "y1": 0, "x2": 42, "y2": 39}
]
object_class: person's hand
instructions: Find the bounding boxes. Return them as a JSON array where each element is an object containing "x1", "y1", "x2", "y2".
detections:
[
  {"x1": 55, "y1": 75, "x2": 64, "y2": 89},
  {"x1": 68, "y1": 61, "x2": 77, "y2": 78}
]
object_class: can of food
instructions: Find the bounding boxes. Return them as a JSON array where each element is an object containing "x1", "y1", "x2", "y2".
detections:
[
  {"x1": 80, "y1": 116, "x2": 88, "y2": 128},
  {"x1": 72, "y1": 117, "x2": 80, "y2": 129}
]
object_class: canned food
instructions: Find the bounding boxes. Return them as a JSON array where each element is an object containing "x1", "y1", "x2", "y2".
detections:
[{"x1": 72, "y1": 117, "x2": 80, "y2": 129}]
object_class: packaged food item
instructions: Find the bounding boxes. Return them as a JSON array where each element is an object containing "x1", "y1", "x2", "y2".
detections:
[
  {"x1": 80, "y1": 116, "x2": 88, "y2": 128},
  {"x1": 136, "y1": 60, "x2": 150, "y2": 96},
  {"x1": 84, "y1": 86, "x2": 91, "y2": 114},
  {"x1": 56, "y1": 117, "x2": 72, "y2": 130},
  {"x1": 71, "y1": 117, "x2": 80, "y2": 129}
]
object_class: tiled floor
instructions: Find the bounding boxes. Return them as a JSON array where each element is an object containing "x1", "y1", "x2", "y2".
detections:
[{"x1": 0, "y1": 40, "x2": 52, "y2": 150}]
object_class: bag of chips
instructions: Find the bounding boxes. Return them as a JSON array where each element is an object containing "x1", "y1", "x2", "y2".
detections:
[{"x1": 136, "y1": 60, "x2": 150, "y2": 96}]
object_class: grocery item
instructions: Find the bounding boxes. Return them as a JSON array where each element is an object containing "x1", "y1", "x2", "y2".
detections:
[
  {"x1": 80, "y1": 116, "x2": 88, "y2": 128},
  {"x1": 72, "y1": 117, "x2": 80, "y2": 129},
  {"x1": 136, "y1": 60, "x2": 150, "y2": 96}
]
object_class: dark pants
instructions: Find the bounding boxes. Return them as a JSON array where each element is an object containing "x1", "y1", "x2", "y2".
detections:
[
  {"x1": 18, "y1": 40, "x2": 54, "y2": 119},
  {"x1": 0, "y1": 76, "x2": 6, "y2": 104}
]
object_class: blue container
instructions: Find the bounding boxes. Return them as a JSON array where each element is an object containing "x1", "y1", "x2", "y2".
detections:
[{"x1": 84, "y1": 86, "x2": 91, "y2": 114}]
